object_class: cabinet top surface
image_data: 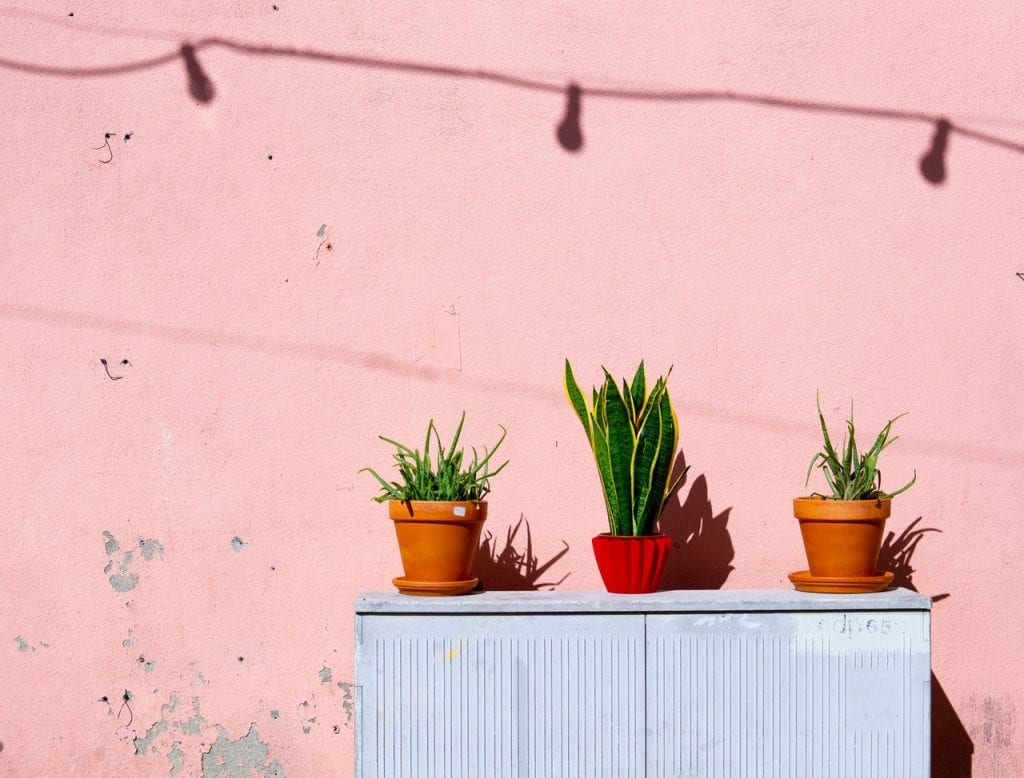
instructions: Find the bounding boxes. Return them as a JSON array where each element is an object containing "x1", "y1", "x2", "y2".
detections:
[{"x1": 356, "y1": 588, "x2": 931, "y2": 614}]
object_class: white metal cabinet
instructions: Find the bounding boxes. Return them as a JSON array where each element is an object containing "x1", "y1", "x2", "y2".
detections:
[{"x1": 355, "y1": 589, "x2": 930, "y2": 778}]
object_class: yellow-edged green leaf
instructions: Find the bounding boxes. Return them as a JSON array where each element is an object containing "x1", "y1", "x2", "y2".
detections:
[{"x1": 563, "y1": 359, "x2": 592, "y2": 443}]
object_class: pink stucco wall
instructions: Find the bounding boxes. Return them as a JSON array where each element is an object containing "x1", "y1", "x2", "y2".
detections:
[{"x1": 2, "y1": 2, "x2": 1022, "y2": 775}]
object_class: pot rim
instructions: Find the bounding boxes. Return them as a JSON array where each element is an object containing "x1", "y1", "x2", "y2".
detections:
[
  {"x1": 594, "y1": 532, "x2": 671, "y2": 540},
  {"x1": 793, "y1": 495, "x2": 891, "y2": 520},
  {"x1": 388, "y1": 499, "x2": 487, "y2": 522}
]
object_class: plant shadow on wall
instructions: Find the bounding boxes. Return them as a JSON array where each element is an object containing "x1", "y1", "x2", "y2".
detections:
[
  {"x1": 876, "y1": 517, "x2": 970, "y2": 775},
  {"x1": 475, "y1": 516, "x2": 570, "y2": 591},
  {"x1": 658, "y1": 452, "x2": 735, "y2": 590},
  {"x1": 877, "y1": 517, "x2": 949, "y2": 603}
]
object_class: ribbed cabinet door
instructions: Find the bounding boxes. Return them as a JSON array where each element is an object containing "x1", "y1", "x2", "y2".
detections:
[
  {"x1": 357, "y1": 613, "x2": 645, "y2": 778},
  {"x1": 645, "y1": 611, "x2": 930, "y2": 778}
]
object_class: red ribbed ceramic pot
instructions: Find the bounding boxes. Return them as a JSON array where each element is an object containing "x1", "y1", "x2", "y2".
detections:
[{"x1": 591, "y1": 533, "x2": 672, "y2": 594}]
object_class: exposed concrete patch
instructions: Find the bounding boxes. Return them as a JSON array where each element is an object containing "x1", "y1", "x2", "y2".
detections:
[
  {"x1": 297, "y1": 700, "x2": 317, "y2": 734},
  {"x1": 318, "y1": 665, "x2": 332, "y2": 684},
  {"x1": 201, "y1": 724, "x2": 285, "y2": 777},
  {"x1": 134, "y1": 694, "x2": 206, "y2": 756},
  {"x1": 103, "y1": 531, "x2": 164, "y2": 591},
  {"x1": 231, "y1": 536, "x2": 247, "y2": 553},
  {"x1": 338, "y1": 682, "x2": 354, "y2": 726},
  {"x1": 168, "y1": 741, "x2": 185, "y2": 777},
  {"x1": 110, "y1": 572, "x2": 140, "y2": 592},
  {"x1": 139, "y1": 538, "x2": 165, "y2": 561},
  {"x1": 269, "y1": 710, "x2": 279, "y2": 720},
  {"x1": 103, "y1": 531, "x2": 121, "y2": 555},
  {"x1": 13, "y1": 636, "x2": 48, "y2": 653}
]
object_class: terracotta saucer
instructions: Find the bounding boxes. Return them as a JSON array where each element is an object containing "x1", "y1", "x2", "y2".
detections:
[
  {"x1": 392, "y1": 576, "x2": 479, "y2": 596},
  {"x1": 788, "y1": 569, "x2": 894, "y2": 594}
]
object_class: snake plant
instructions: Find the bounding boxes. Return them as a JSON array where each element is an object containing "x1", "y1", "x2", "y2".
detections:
[
  {"x1": 565, "y1": 360, "x2": 688, "y2": 536},
  {"x1": 360, "y1": 412, "x2": 508, "y2": 503},
  {"x1": 805, "y1": 394, "x2": 916, "y2": 500}
]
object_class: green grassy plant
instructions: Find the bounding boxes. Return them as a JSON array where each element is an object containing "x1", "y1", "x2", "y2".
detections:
[
  {"x1": 360, "y1": 412, "x2": 508, "y2": 503},
  {"x1": 806, "y1": 394, "x2": 916, "y2": 500},
  {"x1": 565, "y1": 360, "x2": 688, "y2": 536}
]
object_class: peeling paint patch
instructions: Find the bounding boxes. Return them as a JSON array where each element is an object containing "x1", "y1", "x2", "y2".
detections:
[
  {"x1": 338, "y1": 682, "x2": 354, "y2": 725},
  {"x1": 13, "y1": 636, "x2": 47, "y2": 653},
  {"x1": 110, "y1": 572, "x2": 140, "y2": 591},
  {"x1": 139, "y1": 538, "x2": 165, "y2": 561},
  {"x1": 231, "y1": 536, "x2": 247, "y2": 553},
  {"x1": 201, "y1": 724, "x2": 285, "y2": 777},
  {"x1": 134, "y1": 694, "x2": 207, "y2": 757},
  {"x1": 103, "y1": 530, "x2": 120, "y2": 555},
  {"x1": 123, "y1": 629, "x2": 135, "y2": 649},
  {"x1": 169, "y1": 741, "x2": 185, "y2": 777},
  {"x1": 103, "y1": 531, "x2": 164, "y2": 591},
  {"x1": 297, "y1": 700, "x2": 317, "y2": 734},
  {"x1": 318, "y1": 666, "x2": 333, "y2": 684}
]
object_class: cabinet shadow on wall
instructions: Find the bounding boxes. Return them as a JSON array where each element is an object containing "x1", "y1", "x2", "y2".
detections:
[
  {"x1": 659, "y1": 453, "x2": 735, "y2": 590},
  {"x1": 475, "y1": 515, "x2": 571, "y2": 591},
  {"x1": 876, "y1": 515, "x2": 969, "y2": 774}
]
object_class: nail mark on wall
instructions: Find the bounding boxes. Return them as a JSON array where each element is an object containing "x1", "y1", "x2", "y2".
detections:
[
  {"x1": 201, "y1": 724, "x2": 285, "y2": 777},
  {"x1": 100, "y1": 358, "x2": 132, "y2": 381},
  {"x1": 91, "y1": 132, "x2": 115, "y2": 164},
  {"x1": 231, "y1": 536, "x2": 247, "y2": 553},
  {"x1": 314, "y1": 225, "x2": 335, "y2": 266},
  {"x1": 119, "y1": 689, "x2": 134, "y2": 727}
]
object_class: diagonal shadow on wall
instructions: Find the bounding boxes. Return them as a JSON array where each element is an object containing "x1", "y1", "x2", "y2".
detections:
[
  {"x1": 658, "y1": 453, "x2": 735, "y2": 590},
  {"x1": 475, "y1": 515, "x2": 570, "y2": 591}
]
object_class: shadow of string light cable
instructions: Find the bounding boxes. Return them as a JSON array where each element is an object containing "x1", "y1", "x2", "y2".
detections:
[{"x1": 2, "y1": 28, "x2": 1024, "y2": 183}]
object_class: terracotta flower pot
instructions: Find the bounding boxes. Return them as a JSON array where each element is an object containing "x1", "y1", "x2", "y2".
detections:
[
  {"x1": 793, "y1": 496, "x2": 890, "y2": 578},
  {"x1": 389, "y1": 500, "x2": 486, "y2": 585},
  {"x1": 591, "y1": 533, "x2": 672, "y2": 594}
]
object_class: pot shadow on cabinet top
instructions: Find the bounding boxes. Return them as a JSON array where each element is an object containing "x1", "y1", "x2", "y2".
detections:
[
  {"x1": 474, "y1": 515, "x2": 571, "y2": 591},
  {"x1": 658, "y1": 453, "x2": 735, "y2": 590}
]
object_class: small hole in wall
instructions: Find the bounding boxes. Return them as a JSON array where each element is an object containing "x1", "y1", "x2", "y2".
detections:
[
  {"x1": 138, "y1": 656, "x2": 145, "y2": 664},
  {"x1": 100, "y1": 696, "x2": 109, "y2": 703},
  {"x1": 271, "y1": 566, "x2": 276, "y2": 571},
  {"x1": 325, "y1": 243, "x2": 333, "y2": 251},
  {"x1": 332, "y1": 725, "x2": 340, "y2": 734},
  {"x1": 238, "y1": 656, "x2": 245, "y2": 663},
  {"x1": 267, "y1": 154, "x2": 273, "y2": 160}
]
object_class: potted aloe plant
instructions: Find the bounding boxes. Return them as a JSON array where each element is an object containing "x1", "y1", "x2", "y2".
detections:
[
  {"x1": 791, "y1": 395, "x2": 916, "y2": 593},
  {"x1": 360, "y1": 412, "x2": 508, "y2": 596},
  {"x1": 565, "y1": 360, "x2": 688, "y2": 593}
]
